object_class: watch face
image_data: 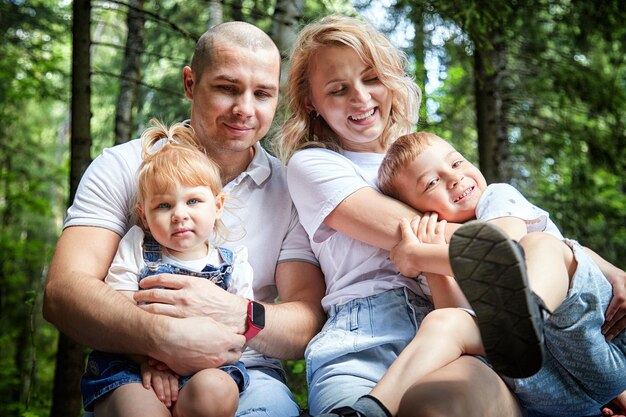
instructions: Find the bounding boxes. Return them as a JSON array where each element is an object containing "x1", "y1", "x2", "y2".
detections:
[{"x1": 251, "y1": 302, "x2": 265, "y2": 328}]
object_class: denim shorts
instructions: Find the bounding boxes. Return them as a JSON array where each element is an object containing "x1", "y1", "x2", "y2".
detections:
[
  {"x1": 306, "y1": 287, "x2": 433, "y2": 414},
  {"x1": 81, "y1": 350, "x2": 249, "y2": 411},
  {"x1": 505, "y1": 240, "x2": 626, "y2": 417}
]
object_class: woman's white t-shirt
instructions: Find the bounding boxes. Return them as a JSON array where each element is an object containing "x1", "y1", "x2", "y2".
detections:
[{"x1": 287, "y1": 148, "x2": 424, "y2": 312}]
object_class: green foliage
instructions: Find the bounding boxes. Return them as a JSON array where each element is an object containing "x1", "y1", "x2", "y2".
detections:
[
  {"x1": 399, "y1": 0, "x2": 625, "y2": 263},
  {"x1": 2, "y1": 0, "x2": 625, "y2": 415}
]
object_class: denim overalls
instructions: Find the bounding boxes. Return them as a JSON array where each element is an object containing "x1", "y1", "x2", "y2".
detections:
[{"x1": 80, "y1": 235, "x2": 249, "y2": 411}]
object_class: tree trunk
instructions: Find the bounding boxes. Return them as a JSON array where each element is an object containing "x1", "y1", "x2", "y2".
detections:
[
  {"x1": 473, "y1": 29, "x2": 510, "y2": 184},
  {"x1": 207, "y1": 0, "x2": 223, "y2": 29},
  {"x1": 49, "y1": 1, "x2": 92, "y2": 416},
  {"x1": 115, "y1": 0, "x2": 145, "y2": 145},
  {"x1": 269, "y1": 0, "x2": 303, "y2": 85}
]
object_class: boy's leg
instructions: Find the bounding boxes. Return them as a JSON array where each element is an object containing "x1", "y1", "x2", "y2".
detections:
[
  {"x1": 316, "y1": 307, "x2": 483, "y2": 417},
  {"x1": 175, "y1": 368, "x2": 239, "y2": 417},
  {"x1": 449, "y1": 221, "x2": 547, "y2": 378},
  {"x1": 398, "y1": 355, "x2": 524, "y2": 417},
  {"x1": 307, "y1": 289, "x2": 431, "y2": 415},
  {"x1": 369, "y1": 308, "x2": 484, "y2": 415},
  {"x1": 94, "y1": 383, "x2": 171, "y2": 417},
  {"x1": 520, "y1": 232, "x2": 572, "y2": 312}
]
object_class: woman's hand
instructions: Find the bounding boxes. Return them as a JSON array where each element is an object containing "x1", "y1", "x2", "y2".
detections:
[{"x1": 602, "y1": 268, "x2": 626, "y2": 341}]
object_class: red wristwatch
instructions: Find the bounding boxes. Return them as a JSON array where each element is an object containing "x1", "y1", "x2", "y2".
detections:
[{"x1": 243, "y1": 299, "x2": 265, "y2": 341}]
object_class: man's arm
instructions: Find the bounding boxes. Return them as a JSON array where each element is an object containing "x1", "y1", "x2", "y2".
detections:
[
  {"x1": 135, "y1": 260, "x2": 326, "y2": 359},
  {"x1": 248, "y1": 260, "x2": 326, "y2": 359},
  {"x1": 43, "y1": 226, "x2": 245, "y2": 375}
]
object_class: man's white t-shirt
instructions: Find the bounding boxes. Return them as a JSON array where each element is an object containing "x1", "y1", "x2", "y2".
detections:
[
  {"x1": 287, "y1": 148, "x2": 425, "y2": 312},
  {"x1": 65, "y1": 139, "x2": 318, "y2": 368}
]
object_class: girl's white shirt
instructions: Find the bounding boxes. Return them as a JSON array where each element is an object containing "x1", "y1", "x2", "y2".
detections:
[{"x1": 106, "y1": 225, "x2": 254, "y2": 299}]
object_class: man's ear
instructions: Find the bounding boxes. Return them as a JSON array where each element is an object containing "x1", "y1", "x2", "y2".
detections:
[
  {"x1": 214, "y1": 193, "x2": 225, "y2": 219},
  {"x1": 183, "y1": 66, "x2": 194, "y2": 100}
]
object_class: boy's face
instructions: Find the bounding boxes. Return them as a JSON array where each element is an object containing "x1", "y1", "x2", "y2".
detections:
[{"x1": 393, "y1": 139, "x2": 487, "y2": 222}]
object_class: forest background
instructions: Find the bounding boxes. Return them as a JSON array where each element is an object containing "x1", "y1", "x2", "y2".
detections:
[{"x1": 1, "y1": 0, "x2": 624, "y2": 416}]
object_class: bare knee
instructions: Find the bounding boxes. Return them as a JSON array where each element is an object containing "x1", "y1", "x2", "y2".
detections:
[
  {"x1": 399, "y1": 357, "x2": 523, "y2": 417},
  {"x1": 175, "y1": 369, "x2": 239, "y2": 417},
  {"x1": 520, "y1": 232, "x2": 573, "y2": 265},
  {"x1": 421, "y1": 308, "x2": 473, "y2": 337}
]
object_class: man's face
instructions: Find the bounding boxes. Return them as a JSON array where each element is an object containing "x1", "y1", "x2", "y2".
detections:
[{"x1": 184, "y1": 41, "x2": 280, "y2": 156}]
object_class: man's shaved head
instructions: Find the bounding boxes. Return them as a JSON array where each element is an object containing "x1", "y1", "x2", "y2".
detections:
[{"x1": 190, "y1": 21, "x2": 279, "y2": 82}]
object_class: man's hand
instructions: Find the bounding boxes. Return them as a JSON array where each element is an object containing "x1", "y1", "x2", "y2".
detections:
[
  {"x1": 135, "y1": 274, "x2": 248, "y2": 332},
  {"x1": 152, "y1": 315, "x2": 245, "y2": 376}
]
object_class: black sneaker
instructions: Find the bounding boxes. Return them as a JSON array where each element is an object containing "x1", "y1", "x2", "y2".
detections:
[
  {"x1": 315, "y1": 407, "x2": 363, "y2": 417},
  {"x1": 449, "y1": 221, "x2": 545, "y2": 378}
]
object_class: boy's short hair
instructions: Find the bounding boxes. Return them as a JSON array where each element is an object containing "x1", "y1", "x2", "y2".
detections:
[{"x1": 378, "y1": 132, "x2": 441, "y2": 199}]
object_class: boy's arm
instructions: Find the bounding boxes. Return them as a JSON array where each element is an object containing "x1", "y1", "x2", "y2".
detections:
[{"x1": 390, "y1": 218, "x2": 453, "y2": 277}]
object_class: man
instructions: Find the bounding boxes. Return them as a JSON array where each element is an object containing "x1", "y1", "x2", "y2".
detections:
[{"x1": 44, "y1": 22, "x2": 325, "y2": 416}]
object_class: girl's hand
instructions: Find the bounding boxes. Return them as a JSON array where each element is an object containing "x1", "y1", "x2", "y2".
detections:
[
  {"x1": 414, "y1": 212, "x2": 447, "y2": 245},
  {"x1": 141, "y1": 361, "x2": 179, "y2": 408}
]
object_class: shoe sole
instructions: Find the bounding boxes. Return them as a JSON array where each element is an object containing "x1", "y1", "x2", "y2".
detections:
[{"x1": 449, "y1": 221, "x2": 544, "y2": 378}]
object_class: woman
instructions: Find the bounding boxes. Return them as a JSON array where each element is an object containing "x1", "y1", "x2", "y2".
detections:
[{"x1": 275, "y1": 14, "x2": 626, "y2": 417}]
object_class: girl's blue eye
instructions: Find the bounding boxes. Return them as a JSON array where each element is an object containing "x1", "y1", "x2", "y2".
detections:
[
  {"x1": 157, "y1": 203, "x2": 170, "y2": 209},
  {"x1": 187, "y1": 198, "x2": 199, "y2": 205}
]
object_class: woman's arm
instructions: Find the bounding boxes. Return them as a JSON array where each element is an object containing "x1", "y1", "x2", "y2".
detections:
[{"x1": 583, "y1": 247, "x2": 626, "y2": 341}]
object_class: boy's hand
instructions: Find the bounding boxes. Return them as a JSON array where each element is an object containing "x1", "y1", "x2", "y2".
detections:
[
  {"x1": 390, "y1": 218, "x2": 424, "y2": 277},
  {"x1": 413, "y1": 212, "x2": 447, "y2": 245},
  {"x1": 141, "y1": 361, "x2": 179, "y2": 408}
]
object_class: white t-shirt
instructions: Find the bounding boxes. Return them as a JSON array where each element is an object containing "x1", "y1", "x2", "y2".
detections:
[
  {"x1": 287, "y1": 148, "x2": 425, "y2": 312},
  {"x1": 106, "y1": 225, "x2": 254, "y2": 299},
  {"x1": 66, "y1": 140, "x2": 317, "y2": 303},
  {"x1": 65, "y1": 139, "x2": 318, "y2": 369},
  {"x1": 476, "y1": 183, "x2": 564, "y2": 238}
]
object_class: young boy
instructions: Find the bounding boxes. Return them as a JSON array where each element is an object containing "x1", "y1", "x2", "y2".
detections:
[{"x1": 374, "y1": 131, "x2": 626, "y2": 417}]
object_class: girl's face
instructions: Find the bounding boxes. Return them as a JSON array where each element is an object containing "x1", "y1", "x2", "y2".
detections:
[
  {"x1": 138, "y1": 184, "x2": 224, "y2": 260},
  {"x1": 307, "y1": 45, "x2": 392, "y2": 153}
]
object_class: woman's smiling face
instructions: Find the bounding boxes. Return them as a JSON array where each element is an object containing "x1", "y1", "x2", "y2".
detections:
[{"x1": 307, "y1": 45, "x2": 392, "y2": 153}]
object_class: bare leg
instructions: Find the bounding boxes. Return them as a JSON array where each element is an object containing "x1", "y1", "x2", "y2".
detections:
[
  {"x1": 398, "y1": 355, "x2": 523, "y2": 417},
  {"x1": 370, "y1": 308, "x2": 484, "y2": 415},
  {"x1": 520, "y1": 232, "x2": 575, "y2": 312},
  {"x1": 174, "y1": 368, "x2": 239, "y2": 417},
  {"x1": 94, "y1": 382, "x2": 171, "y2": 417}
]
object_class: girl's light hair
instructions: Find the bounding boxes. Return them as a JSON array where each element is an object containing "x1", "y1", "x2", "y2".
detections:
[
  {"x1": 378, "y1": 132, "x2": 440, "y2": 199},
  {"x1": 137, "y1": 119, "x2": 227, "y2": 242},
  {"x1": 274, "y1": 14, "x2": 422, "y2": 162}
]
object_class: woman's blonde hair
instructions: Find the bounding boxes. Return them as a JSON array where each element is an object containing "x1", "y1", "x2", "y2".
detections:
[
  {"x1": 137, "y1": 119, "x2": 227, "y2": 241},
  {"x1": 274, "y1": 15, "x2": 421, "y2": 162}
]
